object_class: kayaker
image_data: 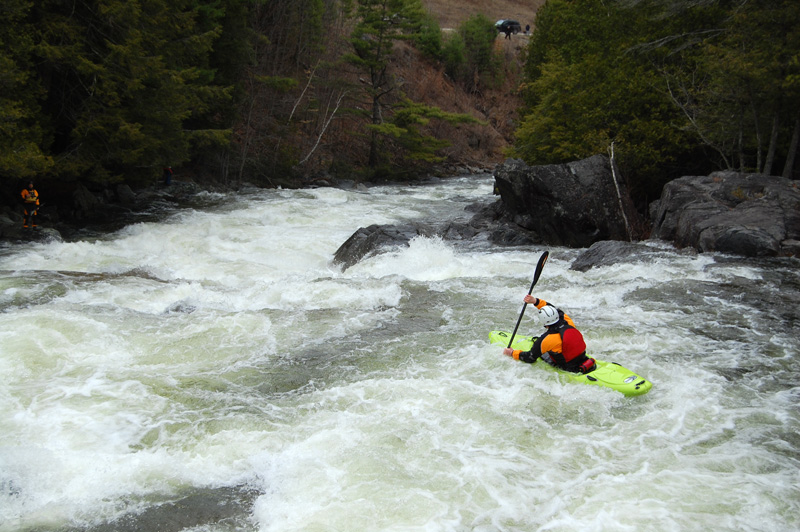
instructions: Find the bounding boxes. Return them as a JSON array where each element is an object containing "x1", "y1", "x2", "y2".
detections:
[
  {"x1": 21, "y1": 180, "x2": 40, "y2": 228},
  {"x1": 502, "y1": 295, "x2": 596, "y2": 374}
]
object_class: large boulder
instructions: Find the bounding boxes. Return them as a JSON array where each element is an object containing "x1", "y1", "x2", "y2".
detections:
[
  {"x1": 493, "y1": 155, "x2": 640, "y2": 247},
  {"x1": 72, "y1": 183, "x2": 102, "y2": 220},
  {"x1": 649, "y1": 171, "x2": 800, "y2": 257},
  {"x1": 332, "y1": 155, "x2": 641, "y2": 271}
]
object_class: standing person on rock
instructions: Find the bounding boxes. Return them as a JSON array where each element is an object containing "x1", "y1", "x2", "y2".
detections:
[
  {"x1": 162, "y1": 166, "x2": 173, "y2": 186},
  {"x1": 502, "y1": 295, "x2": 596, "y2": 374},
  {"x1": 21, "y1": 181, "x2": 40, "y2": 228}
]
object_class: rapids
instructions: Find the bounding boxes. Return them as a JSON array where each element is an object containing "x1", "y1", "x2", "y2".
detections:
[{"x1": 1, "y1": 175, "x2": 798, "y2": 532}]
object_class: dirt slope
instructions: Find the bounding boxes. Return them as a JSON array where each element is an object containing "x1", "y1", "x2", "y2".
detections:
[
  {"x1": 392, "y1": 1, "x2": 547, "y2": 170},
  {"x1": 309, "y1": 1, "x2": 549, "y2": 177},
  {"x1": 422, "y1": 0, "x2": 545, "y2": 31}
]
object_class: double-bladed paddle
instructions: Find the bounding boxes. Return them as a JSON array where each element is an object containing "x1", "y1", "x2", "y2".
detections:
[{"x1": 507, "y1": 250, "x2": 549, "y2": 348}]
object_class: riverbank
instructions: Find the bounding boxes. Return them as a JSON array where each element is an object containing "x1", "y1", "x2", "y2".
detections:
[
  {"x1": 1, "y1": 166, "x2": 495, "y2": 244},
  {"x1": 0, "y1": 181, "x2": 212, "y2": 244}
]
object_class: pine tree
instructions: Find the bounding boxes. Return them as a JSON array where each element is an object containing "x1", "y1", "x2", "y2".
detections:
[
  {"x1": 32, "y1": 0, "x2": 234, "y2": 184},
  {"x1": 345, "y1": 0, "x2": 425, "y2": 167},
  {"x1": 0, "y1": 0, "x2": 53, "y2": 181}
]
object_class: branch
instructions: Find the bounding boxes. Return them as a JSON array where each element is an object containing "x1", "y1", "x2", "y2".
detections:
[
  {"x1": 288, "y1": 60, "x2": 319, "y2": 124},
  {"x1": 298, "y1": 89, "x2": 350, "y2": 165},
  {"x1": 664, "y1": 75, "x2": 732, "y2": 168},
  {"x1": 607, "y1": 142, "x2": 632, "y2": 241}
]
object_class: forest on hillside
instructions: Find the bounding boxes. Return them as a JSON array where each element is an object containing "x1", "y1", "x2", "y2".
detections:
[
  {"x1": 515, "y1": 0, "x2": 800, "y2": 207},
  {"x1": 1, "y1": 0, "x2": 504, "y2": 192},
  {"x1": 2, "y1": 0, "x2": 799, "y2": 210}
]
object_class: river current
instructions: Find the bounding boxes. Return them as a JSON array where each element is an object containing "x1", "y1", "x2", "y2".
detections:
[{"x1": 1, "y1": 175, "x2": 798, "y2": 532}]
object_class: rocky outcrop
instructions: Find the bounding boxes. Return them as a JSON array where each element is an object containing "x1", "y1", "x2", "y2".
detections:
[
  {"x1": 492, "y1": 155, "x2": 641, "y2": 248},
  {"x1": 331, "y1": 198, "x2": 540, "y2": 271},
  {"x1": 649, "y1": 171, "x2": 800, "y2": 257},
  {"x1": 333, "y1": 155, "x2": 643, "y2": 270},
  {"x1": 0, "y1": 214, "x2": 63, "y2": 242}
]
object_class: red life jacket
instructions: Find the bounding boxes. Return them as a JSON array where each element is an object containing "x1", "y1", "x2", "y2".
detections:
[
  {"x1": 556, "y1": 323, "x2": 596, "y2": 373},
  {"x1": 538, "y1": 320, "x2": 593, "y2": 373},
  {"x1": 556, "y1": 322, "x2": 587, "y2": 363}
]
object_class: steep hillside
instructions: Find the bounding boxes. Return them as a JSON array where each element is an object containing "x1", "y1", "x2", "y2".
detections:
[
  {"x1": 228, "y1": 0, "x2": 549, "y2": 184},
  {"x1": 392, "y1": 36, "x2": 530, "y2": 170},
  {"x1": 394, "y1": 0, "x2": 547, "y2": 171},
  {"x1": 230, "y1": 0, "x2": 548, "y2": 182}
]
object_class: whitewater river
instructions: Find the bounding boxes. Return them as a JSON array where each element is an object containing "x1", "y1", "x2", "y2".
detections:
[{"x1": 1, "y1": 175, "x2": 798, "y2": 532}]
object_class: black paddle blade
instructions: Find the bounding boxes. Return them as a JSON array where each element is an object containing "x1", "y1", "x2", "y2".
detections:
[
  {"x1": 528, "y1": 251, "x2": 549, "y2": 294},
  {"x1": 507, "y1": 250, "x2": 549, "y2": 348}
]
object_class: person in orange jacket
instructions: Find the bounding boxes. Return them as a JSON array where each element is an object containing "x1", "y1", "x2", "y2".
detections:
[
  {"x1": 502, "y1": 295, "x2": 596, "y2": 374},
  {"x1": 21, "y1": 181, "x2": 40, "y2": 228}
]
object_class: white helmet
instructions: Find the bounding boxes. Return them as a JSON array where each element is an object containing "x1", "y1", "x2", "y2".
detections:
[{"x1": 539, "y1": 305, "x2": 560, "y2": 326}]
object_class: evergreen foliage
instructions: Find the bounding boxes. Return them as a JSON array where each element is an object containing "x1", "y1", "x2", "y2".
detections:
[
  {"x1": 342, "y1": 0, "x2": 477, "y2": 173},
  {"x1": 415, "y1": 12, "x2": 443, "y2": 60},
  {"x1": 515, "y1": 0, "x2": 800, "y2": 205},
  {"x1": 0, "y1": 0, "x2": 53, "y2": 179},
  {"x1": 369, "y1": 98, "x2": 481, "y2": 165},
  {"x1": 26, "y1": 0, "x2": 238, "y2": 185},
  {"x1": 344, "y1": 0, "x2": 426, "y2": 166},
  {"x1": 442, "y1": 14, "x2": 501, "y2": 92},
  {"x1": 4, "y1": 0, "x2": 796, "y2": 197},
  {"x1": 442, "y1": 34, "x2": 466, "y2": 81}
]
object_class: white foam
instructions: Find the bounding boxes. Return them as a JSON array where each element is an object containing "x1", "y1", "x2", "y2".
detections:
[{"x1": 1, "y1": 176, "x2": 798, "y2": 531}]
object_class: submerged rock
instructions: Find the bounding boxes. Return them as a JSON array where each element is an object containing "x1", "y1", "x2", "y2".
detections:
[
  {"x1": 64, "y1": 486, "x2": 259, "y2": 532},
  {"x1": 570, "y1": 240, "x2": 690, "y2": 272},
  {"x1": 332, "y1": 223, "x2": 431, "y2": 270},
  {"x1": 331, "y1": 198, "x2": 539, "y2": 271}
]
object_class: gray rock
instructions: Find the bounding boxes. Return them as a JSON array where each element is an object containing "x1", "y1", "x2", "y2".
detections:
[
  {"x1": 331, "y1": 198, "x2": 541, "y2": 271},
  {"x1": 116, "y1": 183, "x2": 137, "y2": 205},
  {"x1": 649, "y1": 171, "x2": 800, "y2": 257},
  {"x1": 332, "y1": 224, "x2": 430, "y2": 271},
  {"x1": 570, "y1": 240, "x2": 688, "y2": 272},
  {"x1": 493, "y1": 155, "x2": 640, "y2": 247},
  {"x1": 72, "y1": 183, "x2": 101, "y2": 220},
  {"x1": 455, "y1": 199, "x2": 540, "y2": 246},
  {"x1": 0, "y1": 216, "x2": 63, "y2": 241}
]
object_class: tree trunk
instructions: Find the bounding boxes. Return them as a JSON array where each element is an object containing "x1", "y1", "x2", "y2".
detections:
[
  {"x1": 782, "y1": 112, "x2": 800, "y2": 179},
  {"x1": 751, "y1": 100, "x2": 763, "y2": 173},
  {"x1": 368, "y1": 94, "x2": 382, "y2": 167},
  {"x1": 738, "y1": 118, "x2": 746, "y2": 172},
  {"x1": 764, "y1": 113, "x2": 779, "y2": 176}
]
